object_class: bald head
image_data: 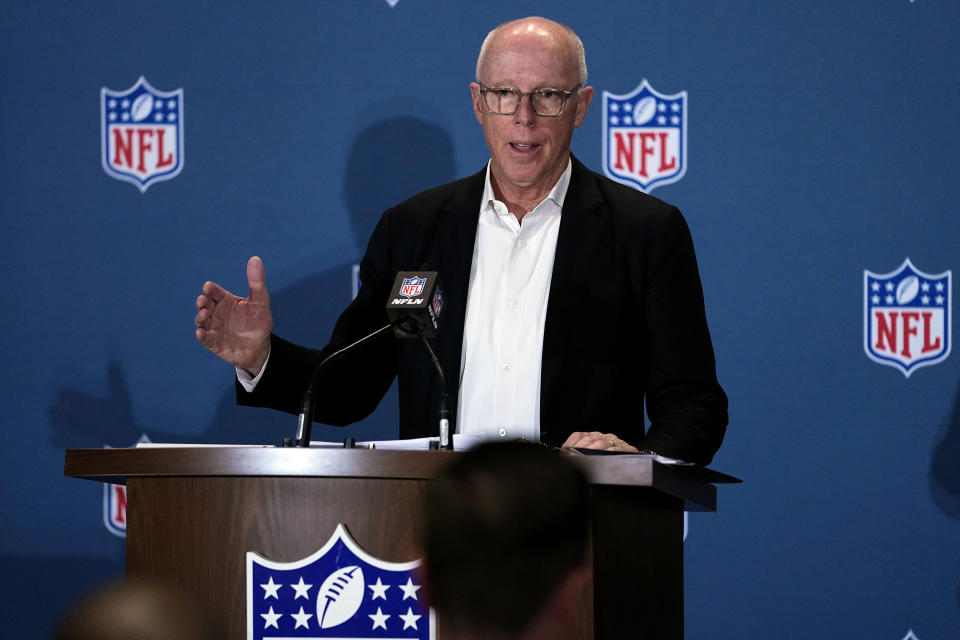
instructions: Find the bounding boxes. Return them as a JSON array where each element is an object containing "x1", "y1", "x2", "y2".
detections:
[{"x1": 476, "y1": 17, "x2": 587, "y2": 87}]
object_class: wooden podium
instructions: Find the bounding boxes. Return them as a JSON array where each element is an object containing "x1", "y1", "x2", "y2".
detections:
[{"x1": 64, "y1": 447, "x2": 721, "y2": 639}]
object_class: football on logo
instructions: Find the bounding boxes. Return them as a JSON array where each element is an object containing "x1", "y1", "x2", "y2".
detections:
[
  {"x1": 101, "y1": 77, "x2": 184, "y2": 192},
  {"x1": 602, "y1": 79, "x2": 687, "y2": 193},
  {"x1": 864, "y1": 258, "x2": 951, "y2": 377}
]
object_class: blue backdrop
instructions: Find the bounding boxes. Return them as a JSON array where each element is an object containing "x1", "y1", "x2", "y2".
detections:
[{"x1": 2, "y1": 1, "x2": 958, "y2": 638}]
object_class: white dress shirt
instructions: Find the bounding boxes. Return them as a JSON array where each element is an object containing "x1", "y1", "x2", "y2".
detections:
[
  {"x1": 456, "y1": 160, "x2": 570, "y2": 440},
  {"x1": 239, "y1": 159, "x2": 572, "y2": 443}
]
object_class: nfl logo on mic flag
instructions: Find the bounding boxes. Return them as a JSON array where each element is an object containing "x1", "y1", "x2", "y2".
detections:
[
  {"x1": 247, "y1": 524, "x2": 434, "y2": 640},
  {"x1": 101, "y1": 77, "x2": 184, "y2": 192},
  {"x1": 400, "y1": 277, "x2": 426, "y2": 298},
  {"x1": 602, "y1": 80, "x2": 686, "y2": 193},
  {"x1": 864, "y1": 258, "x2": 951, "y2": 377}
]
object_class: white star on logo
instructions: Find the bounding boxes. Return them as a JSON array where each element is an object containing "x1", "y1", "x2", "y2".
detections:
[
  {"x1": 936, "y1": 281, "x2": 944, "y2": 292},
  {"x1": 922, "y1": 295, "x2": 930, "y2": 305},
  {"x1": 291, "y1": 576, "x2": 312, "y2": 599},
  {"x1": 886, "y1": 295, "x2": 894, "y2": 304},
  {"x1": 167, "y1": 99, "x2": 176, "y2": 109},
  {"x1": 121, "y1": 99, "x2": 130, "y2": 109},
  {"x1": 291, "y1": 606, "x2": 313, "y2": 629},
  {"x1": 671, "y1": 102, "x2": 681, "y2": 112},
  {"x1": 671, "y1": 115, "x2": 680, "y2": 125},
  {"x1": 872, "y1": 295, "x2": 880, "y2": 304},
  {"x1": 261, "y1": 576, "x2": 282, "y2": 599},
  {"x1": 886, "y1": 282, "x2": 894, "y2": 292},
  {"x1": 921, "y1": 281, "x2": 930, "y2": 292},
  {"x1": 368, "y1": 577, "x2": 390, "y2": 600},
  {"x1": 369, "y1": 606, "x2": 390, "y2": 630},
  {"x1": 658, "y1": 102, "x2": 667, "y2": 112},
  {"x1": 936, "y1": 295, "x2": 944, "y2": 305},
  {"x1": 609, "y1": 103, "x2": 619, "y2": 112},
  {"x1": 610, "y1": 115, "x2": 619, "y2": 125},
  {"x1": 399, "y1": 577, "x2": 421, "y2": 600},
  {"x1": 872, "y1": 281, "x2": 880, "y2": 292},
  {"x1": 657, "y1": 115, "x2": 667, "y2": 125},
  {"x1": 261, "y1": 606, "x2": 281, "y2": 629},
  {"x1": 400, "y1": 606, "x2": 422, "y2": 630}
]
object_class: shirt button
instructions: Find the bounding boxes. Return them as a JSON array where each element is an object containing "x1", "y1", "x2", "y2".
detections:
[
  {"x1": 498, "y1": 428, "x2": 508, "y2": 437},
  {"x1": 518, "y1": 239, "x2": 527, "y2": 248},
  {"x1": 508, "y1": 299, "x2": 518, "y2": 309},
  {"x1": 502, "y1": 363, "x2": 511, "y2": 372}
]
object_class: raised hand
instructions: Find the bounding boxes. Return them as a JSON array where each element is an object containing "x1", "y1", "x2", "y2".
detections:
[{"x1": 195, "y1": 256, "x2": 273, "y2": 373}]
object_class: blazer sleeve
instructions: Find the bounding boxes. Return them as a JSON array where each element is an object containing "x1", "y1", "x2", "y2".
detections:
[{"x1": 636, "y1": 206, "x2": 727, "y2": 465}]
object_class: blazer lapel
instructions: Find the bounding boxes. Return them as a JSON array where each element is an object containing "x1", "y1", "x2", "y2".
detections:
[
  {"x1": 434, "y1": 168, "x2": 485, "y2": 410},
  {"x1": 540, "y1": 157, "x2": 608, "y2": 437}
]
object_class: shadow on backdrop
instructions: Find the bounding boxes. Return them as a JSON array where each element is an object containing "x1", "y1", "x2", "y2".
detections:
[
  {"x1": 929, "y1": 373, "x2": 960, "y2": 612},
  {"x1": 930, "y1": 373, "x2": 960, "y2": 519},
  {"x1": 49, "y1": 117, "x2": 456, "y2": 448}
]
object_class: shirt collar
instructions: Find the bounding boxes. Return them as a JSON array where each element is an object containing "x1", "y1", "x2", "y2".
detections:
[{"x1": 482, "y1": 157, "x2": 572, "y2": 216}]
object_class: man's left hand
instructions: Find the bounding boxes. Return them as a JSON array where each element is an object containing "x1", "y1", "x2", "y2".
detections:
[{"x1": 562, "y1": 431, "x2": 639, "y2": 453}]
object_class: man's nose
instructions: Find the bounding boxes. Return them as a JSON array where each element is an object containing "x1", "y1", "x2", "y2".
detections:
[{"x1": 514, "y1": 93, "x2": 537, "y2": 123}]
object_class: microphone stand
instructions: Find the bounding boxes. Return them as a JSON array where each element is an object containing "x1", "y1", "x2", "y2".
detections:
[
  {"x1": 294, "y1": 324, "x2": 394, "y2": 447},
  {"x1": 416, "y1": 331, "x2": 453, "y2": 450}
]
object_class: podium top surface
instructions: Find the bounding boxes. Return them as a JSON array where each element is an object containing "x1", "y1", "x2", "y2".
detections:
[{"x1": 63, "y1": 447, "x2": 719, "y2": 511}]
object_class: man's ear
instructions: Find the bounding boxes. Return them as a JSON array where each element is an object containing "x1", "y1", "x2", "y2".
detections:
[
  {"x1": 573, "y1": 85, "x2": 594, "y2": 128},
  {"x1": 470, "y1": 82, "x2": 485, "y2": 125}
]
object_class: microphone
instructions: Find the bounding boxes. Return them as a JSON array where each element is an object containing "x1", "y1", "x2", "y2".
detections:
[
  {"x1": 385, "y1": 271, "x2": 445, "y2": 338},
  {"x1": 385, "y1": 271, "x2": 452, "y2": 449},
  {"x1": 293, "y1": 270, "x2": 453, "y2": 449}
]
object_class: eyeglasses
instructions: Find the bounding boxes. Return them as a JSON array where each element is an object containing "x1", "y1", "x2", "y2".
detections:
[{"x1": 478, "y1": 83, "x2": 581, "y2": 117}]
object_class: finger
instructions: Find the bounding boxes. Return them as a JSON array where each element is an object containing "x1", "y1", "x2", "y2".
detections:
[
  {"x1": 579, "y1": 437, "x2": 613, "y2": 450},
  {"x1": 577, "y1": 432, "x2": 617, "y2": 450},
  {"x1": 202, "y1": 280, "x2": 228, "y2": 304},
  {"x1": 195, "y1": 326, "x2": 214, "y2": 347},
  {"x1": 246, "y1": 256, "x2": 270, "y2": 304},
  {"x1": 561, "y1": 432, "x2": 586, "y2": 448},
  {"x1": 194, "y1": 306, "x2": 209, "y2": 328},
  {"x1": 566, "y1": 432, "x2": 605, "y2": 449}
]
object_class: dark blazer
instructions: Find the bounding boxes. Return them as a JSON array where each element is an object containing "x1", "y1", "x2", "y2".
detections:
[{"x1": 239, "y1": 157, "x2": 727, "y2": 465}]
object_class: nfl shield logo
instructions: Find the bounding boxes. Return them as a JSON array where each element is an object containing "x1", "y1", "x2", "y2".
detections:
[
  {"x1": 400, "y1": 277, "x2": 426, "y2": 298},
  {"x1": 864, "y1": 258, "x2": 951, "y2": 377},
  {"x1": 247, "y1": 524, "x2": 434, "y2": 640},
  {"x1": 602, "y1": 80, "x2": 686, "y2": 193},
  {"x1": 101, "y1": 77, "x2": 183, "y2": 192}
]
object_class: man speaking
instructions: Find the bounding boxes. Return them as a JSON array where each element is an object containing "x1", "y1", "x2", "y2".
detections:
[{"x1": 194, "y1": 17, "x2": 727, "y2": 465}]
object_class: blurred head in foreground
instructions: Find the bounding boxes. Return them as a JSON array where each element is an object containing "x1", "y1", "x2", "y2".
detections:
[
  {"x1": 420, "y1": 441, "x2": 590, "y2": 640},
  {"x1": 52, "y1": 578, "x2": 219, "y2": 640}
]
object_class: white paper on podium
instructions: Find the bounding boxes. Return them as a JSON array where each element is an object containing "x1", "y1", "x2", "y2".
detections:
[
  {"x1": 308, "y1": 434, "x2": 490, "y2": 450},
  {"x1": 134, "y1": 442, "x2": 275, "y2": 448}
]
